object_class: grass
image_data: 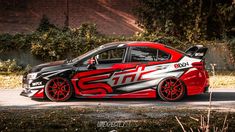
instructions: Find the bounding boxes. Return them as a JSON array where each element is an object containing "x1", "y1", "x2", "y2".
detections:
[
  {"x1": 209, "y1": 71, "x2": 235, "y2": 88},
  {"x1": 0, "y1": 71, "x2": 235, "y2": 89},
  {"x1": 0, "y1": 72, "x2": 22, "y2": 89}
]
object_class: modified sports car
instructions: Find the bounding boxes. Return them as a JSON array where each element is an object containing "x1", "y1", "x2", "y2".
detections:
[{"x1": 21, "y1": 41, "x2": 209, "y2": 101}]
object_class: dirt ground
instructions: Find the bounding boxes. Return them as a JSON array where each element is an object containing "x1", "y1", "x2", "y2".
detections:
[{"x1": 0, "y1": 107, "x2": 234, "y2": 132}]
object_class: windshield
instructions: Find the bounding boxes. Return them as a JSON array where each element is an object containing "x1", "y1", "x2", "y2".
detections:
[{"x1": 72, "y1": 46, "x2": 102, "y2": 62}]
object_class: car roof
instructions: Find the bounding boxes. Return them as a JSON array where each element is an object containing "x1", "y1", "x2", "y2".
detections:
[
  {"x1": 101, "y1": 41, "x2": 165, "y2": 48},
  {"x1": 101, "y1": 41, "x2": 130, "y2": 47}
]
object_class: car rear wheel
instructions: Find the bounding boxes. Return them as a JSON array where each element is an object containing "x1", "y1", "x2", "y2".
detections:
[
  {"x1": 158, "y1": 77, "x2": 185, "y2": 101},
  {"x1": 45, "y1": 77, "x2": 73, "y2": 102}
]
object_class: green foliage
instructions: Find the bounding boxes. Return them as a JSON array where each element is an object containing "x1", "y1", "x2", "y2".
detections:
[
  {"x1": 0, "y1": 33, "x2": 31, "y2": 53},
  {"x1": 36, "y1": 15, "x2": 57, "y2": 32},
  {"x1": 31, "y1": 23, "x2": 111, "y2": 61},
  {"x1": 227, "y1": 37, "x2": 235, "y2": 59},
  {"x1": 0, "y1": 17, "x2": 119, "y2": 61},
  {"x1": 29, "y1": 15, "x2": 185, "y2": 61},
  {"x1": 0, "y1": 19, "x2": 184, "y2": 61},
  {"x1": 31, "y1": 28, "x2": 72, "y2": 60},
  {"x1": 0, "y1": 34, "x2": 14, "y2": 52},
  {"x1": 134, "y1": 0, "x2": 234, "y2": 42},
  {"x1": 0, "y1": 13, "x2": 233, "y2": 63},
  {"x1": 216, "y1": 3, "x2": 235, "y2": 38},
  {"x1": 0, "y1": 59, "x2": 22, "y2": 72},
  {"x1": 132, "y1": 32, "x2": 184, "y2": 47}
]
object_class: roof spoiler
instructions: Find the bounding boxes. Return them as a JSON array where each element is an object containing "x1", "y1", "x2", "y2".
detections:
[{"x1": 185, "y1": 45, "x2": 208, "y2": 59}]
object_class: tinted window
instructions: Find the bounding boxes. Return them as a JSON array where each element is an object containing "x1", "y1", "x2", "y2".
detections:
[
  {"x1": 99, "y1": 48, "x2": 125, "y2": 60},
  {"x1": 158, "y1": 50, "x2": 171, "y2": 61},
  {"x1": 130, "y1": 47, "x2": 170, "y2": 62},
  {"x1": 97, "y1": 48, "x2": 126, "y2": 64}
]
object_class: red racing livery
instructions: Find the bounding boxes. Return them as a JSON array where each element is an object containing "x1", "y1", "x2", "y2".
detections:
[{"x1": 21, "y1": 42, "x2": 209, "y2": 101}]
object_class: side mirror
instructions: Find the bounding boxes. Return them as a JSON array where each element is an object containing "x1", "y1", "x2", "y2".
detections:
[
  {"x1": 88, "y1": 57, "x2": 95, "y2": 65},
  {"x1": 87, "y1": 57, "x2": 96, "y2": 70}
]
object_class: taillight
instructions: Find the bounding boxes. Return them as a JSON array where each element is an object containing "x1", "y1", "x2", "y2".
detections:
[{"x1": 192, "y1": 62, "x2": 205, "y2": 70}]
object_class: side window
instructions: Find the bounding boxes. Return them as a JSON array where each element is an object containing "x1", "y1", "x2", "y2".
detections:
[
  {"x1": 130, "y1": 47, "x2": 157, "y2": 62},
  {"x1": 97, "y1": 48, "x2": 126, "y2": 64},
  {"x1": 129, "y1": 47, "x2": 171, "y2": 62},
  {"x1": 158, "y1": 50, "x2": 171, "y2": 61}
]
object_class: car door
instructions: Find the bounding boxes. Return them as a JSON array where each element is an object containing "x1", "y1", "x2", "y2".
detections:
[
  {"x1": 72, "y1": 46, "x2": 129, "y2": 97},
  {"x1": 112, "y1": 46, "x2": 171, "y2": 94}
]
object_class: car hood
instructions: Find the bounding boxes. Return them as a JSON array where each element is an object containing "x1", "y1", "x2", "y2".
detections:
[{"x1": 30, "y1": 60, "x2": 71, "y2": 73}]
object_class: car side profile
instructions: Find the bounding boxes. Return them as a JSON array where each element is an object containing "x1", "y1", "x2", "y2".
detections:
[{"x1": 21, "y1": 41, "x2": 209, "y2": 101}]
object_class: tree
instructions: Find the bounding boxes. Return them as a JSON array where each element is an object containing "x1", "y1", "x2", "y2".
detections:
[{"x1": 134, "y1": 0, "x2": 234, "y2": 42}]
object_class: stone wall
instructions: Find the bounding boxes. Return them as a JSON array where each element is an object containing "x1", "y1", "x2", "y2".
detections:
[{"x1": 0, "y1": 0, "x2": 141, "y2": 35}]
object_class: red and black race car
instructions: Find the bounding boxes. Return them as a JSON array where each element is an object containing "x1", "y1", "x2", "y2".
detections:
[{"x1": 21, "y1": 41, "x2": 209, "y2": 101}]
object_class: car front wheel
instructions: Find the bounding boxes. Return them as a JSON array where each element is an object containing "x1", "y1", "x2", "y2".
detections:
[{"x1": 45, "y1": 77, "x2": 73, "y2": 102}]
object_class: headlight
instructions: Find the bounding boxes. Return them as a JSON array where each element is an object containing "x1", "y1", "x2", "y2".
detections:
[{"x1": 27, "y1": 73, "x2": 38, "y2": 80}]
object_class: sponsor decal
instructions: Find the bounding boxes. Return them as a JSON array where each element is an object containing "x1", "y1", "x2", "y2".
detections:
[
  {"x1": 32, "y1": 81, "x2": 42, "y2": 86},
  {"x1": 72, "y1": 69, "x2": 115, "y2": 96},
  {"x1": 110, "y1": 65, "x2": 155, "y2": 86},
  {"x1": 174, "y1": 62, "x2": 189, "y2": 68},
  {"x1": 195, "y1": 53, "x2": 204, "y2": 56},
  {"x1": 72, "y1": 65, "x2": 156, "y2": 96}
]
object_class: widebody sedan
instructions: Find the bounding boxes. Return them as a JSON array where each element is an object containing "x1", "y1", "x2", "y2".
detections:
[{"x1": 21, "y1": 41, "x2": 209, "y2": 101}]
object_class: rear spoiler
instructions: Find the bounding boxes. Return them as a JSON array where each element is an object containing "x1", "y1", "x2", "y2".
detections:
[{"x1": 185, "y1": 45, "x2": 208, "y2": 59}]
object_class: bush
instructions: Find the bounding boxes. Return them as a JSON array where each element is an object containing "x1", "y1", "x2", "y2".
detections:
[
  {"x1": 228, "y1": 37, "x2": 235, "y2": 60},
  {"x1": 0, "y1": 59, "x2": 22, "y2": 72},
  {"x1": 0, "y1": 33, "x2": 31, "y2": 53},
  {"x1": 31, "y1": 23, "x2": 107, "y2": 61},
  {"x1": 0, "y1": 15, "x2": 186, "y2": 62},
  {"x1": 134, "y1": 0, "x2": 234, "y2": 42},
  {"x1": 131, "y1": 31, "x2": 184, "y2": 47},
  {"x1": 36, "y1": 15, "x2": 57, "y2": 32},
  {"x1": 31, "y1": 28, "x2": 72, "y2": 60},
  {"x1": 0, "y1": 34, "x2": 15, "y2": 52},
  {"x1": 3, "y1": 15, "x2": 232, "y2": 65},
  {"x1": 0, "y1": 24, "x2": 185, "y2": 62}
]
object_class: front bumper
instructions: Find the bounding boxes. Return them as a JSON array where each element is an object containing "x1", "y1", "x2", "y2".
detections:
[
  {"x1": 20, "y1": 88, "x2": 32, "y2": 97},
  {"x1": 20, "y1": 75, "x2": 45, "y2": 98},
  {"x1": 20, "y1": 86, "x2": 44, "y2": 98}
]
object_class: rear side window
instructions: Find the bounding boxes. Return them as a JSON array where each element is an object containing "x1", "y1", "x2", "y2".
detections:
[
  {"x1": 129, "y1": 47, "x2": 171, "y2": 62},
  {"x1": 158, "y1": 50, "x2": 171, "y2": 61}
]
